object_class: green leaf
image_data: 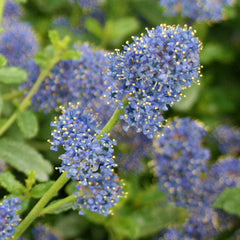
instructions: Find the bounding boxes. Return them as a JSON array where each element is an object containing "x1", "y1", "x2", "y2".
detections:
[
  {"x1": 14, "y1": 0, "x2": 27, "y2": 3},
  {"x1": 84, "y1": 209, "x2": 108, "y2": 224},
  {"x1": 17, "y1": 110, "x2": 38, "y2": 138},
  {"x1": 49, "y1": 30, "x2": 60, "y2": 48},
  {"x1": 213, "y1": 187, "x2": 240, "y2": 217},
  {"x1": 31, "y1": 181, "x2": 55, "y2": 198},
  {"x1": 0, "y1": 67, "x2": 28, "y2": 84},
  {"x1": 0, "y1": 138, "x2": 53, "y2": 181},
  {"x1": 0, "y1": 95, "x2": 3, "y2": 116},
  {"x1": 60, "y1": 49, "x2": 81, "y2": 60},
  {"x1": 0, "y1": 171, "x2": 26, "y2": 195},
  {"x1": 43, "y1": 198, "x2": 76, "y2": 214},
  {"x1": 109, "y1": 203, "x2": 188, "y2": 238},
  {"x1": 0, "y1": 54, "x2": 7, "y2": 67},
  {"x1": 104, "y1": 17, "x2": 140, "y2": 47},
  {"x1": 25, "y1": 171, "x2": 36, "y2": 191},
  {"x1": 173, "y1": 83, "x2": 201, "y2": 112},
  {"x1": 34, "y1": 45, "x2": 54, "y2": 69},
  {"x1": 85, "y1": 17, "x2": 104, "y2": 39}
]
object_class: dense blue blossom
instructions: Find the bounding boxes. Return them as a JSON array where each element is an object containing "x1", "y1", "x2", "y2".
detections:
[
  {"x1": 213, "y1": 125, "x2": 240, "y2": 155},
  {"x1": 159, "y1": 0, "x2": 235, "y2": 21},
  {"x1": 25, "y1": 43, "x2": 110, "y2": 114},
  {"x1": 154, "y1": 118, "x2": 209, "y2": 208},
  {"x1": 0, "y1": 20, "x2": 38, "y2": 68},
  {"x1": 0, "y1": 197, "x2": 22, "y2": 240},
  {"x1": 50, "y1": 103, "x2": 123, "y2": 215},
  {"x1": 105, "y1": 24, "x2": 202, "y2": 138},
  {"x1": 32, "y1": 226, "x2": 62, "y2": 240},
  {"x1": 4, "y1": 0, "x2": 22, "y2": 20},
  {"x1": 74, "y1": 169, "x2": 124, "y2": 216},
  {"x1": 202, "y1": 157, "x2": 240, "y2": 205}
]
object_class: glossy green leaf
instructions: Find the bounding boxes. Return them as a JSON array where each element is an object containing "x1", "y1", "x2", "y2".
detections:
[
  {"x1": 31, "y1": 181, "x2": 55, "y2": 198},
  {"x1": 213, "y1": 187, "x2": 240, "y2": 217},
  {"x1": 17, "y1": 110, "x2": 38, "y2": 138},
  {"x1": 0, "y1": 138, "x2": 53, "y2": 181},
  {"x1": 0, "y1": 171, "x2": 26, "y2": 195},
  {"x1": 0, "y1": 67, "x2": 28, "y2": 84}
]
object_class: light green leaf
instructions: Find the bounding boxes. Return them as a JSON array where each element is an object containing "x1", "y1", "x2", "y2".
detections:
[
  {"x1": 0, "y1": 171, "x2": 26, "y2": 195},
  {"x1": 17, "y1": 110, "x2": 38, "y2": 138},
  {"x1": 85, "y1": 17, "x2": 104, "y2": 39},
  {"x1": 60, "y1": 49, "x2": 81, "y2": 60},
  {"x1": 49, "y1": 30, "x2": 60, "y2": 48},
  {"x1": 0, "y1": 67, "x2": 28, "y2": 84},
  {"x1": 0, "y1": 138, "x2": 53, "y2": 181},
  {"x1": 104, "y1": 17, "x2": 140, "y2": 46},
  {"x1": 213, "y1": 187, "x2": 240, "y2": 217},
  {"x1": 0, "y1": 54, "x2": 7, "y2": 67},
  {"x1": 14, "y1": 0, "x2": 27, "y2": 3},
  {"x1": 43, "y1": 198, "x2": 76, "y2": 214},
  {"x1": 34, "y1": 45, "x2": 54, "y2": 69},
  {"x1": 31, "y1": 181, "x2": 55, "y2": 198}
]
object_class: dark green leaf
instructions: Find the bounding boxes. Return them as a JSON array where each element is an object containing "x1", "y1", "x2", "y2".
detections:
[
  {"x1": 84, "y1": 209, "x2": 108, "y2": 224},
  {"x1": 0, "y1": 171, "x2": 26, "y2": 195},
  {"x1": 0, "y1": 67, "x2": 28, "y2": 84},
  {"x1": 213, "y1": 187, "x2": 240, "y2": 217},
  {"x1": 17, "y1": 110, "x2": 38, "y2": 138},
  {"x1": 0, "y1": 138, "x2": 53, "y2": 181},
  {"x1": 31, "y1": 181, "x2": 55, "y2": 198}
]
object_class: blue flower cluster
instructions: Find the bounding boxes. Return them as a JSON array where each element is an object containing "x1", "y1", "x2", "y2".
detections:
[
  {"x1": 0, "y1": 197, "x2": 22, "y2": 240},
  {"x1": 155, "y1": 118, "x2": 240, "y2": 239},
  {"x1": 50, "y1": 103, "x2": 123, "y2": 215},
  {"x1": 159, "y1": 0, "x2": 235, "y2": 21},
  {"x1": 4, "y1": 0, "x2": 22, "y2": 20},
  {"x1": 24, "y1": 43, "x2": 110, "y2": 114},
  {"x1": 213, "y1": 125, "x2": 240, "y2": 155},
  {"x1": 0, "y1": 21, "x2": 39, "y2": 69},
  {"x1": 154, "y1": 117, "x2": 209, "y2": 208},
  {"x1": 32, "y1": 225, "x2": 62, "y2": 240},
  {"x1": 105, "y1": 24, "x2": 202, "y2": 138},
  {"x1": 74, "y1": 0, "x2": 102, "y2": 9}
]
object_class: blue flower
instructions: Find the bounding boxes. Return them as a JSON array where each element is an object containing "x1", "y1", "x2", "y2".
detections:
[
  {"x1": 0, "y1": 197, "x2": 22, "y2": 240},
  {"x1": 105, "y1": 24, "x2": 202, "y2": 138},
  {"x1": 32, "y1": 225, "x2": 62, "y2": 240},
  {"x1": 4, "y1": 0, "x2": 22, "y2": 20},
  {"x1": 0, "y1": 20, "x2": 38, "y2": 68},
  {"x1": 74, "y1": 169, "x2": 124, "y2": 216},
  {"x1": 25, "y1": 43, "x2": 110, "y2": 115},
  {"x1": 154, "y1": 118, "x2": 209, "y2": 208},
  {"x1": 50, "y1": 103, "x2": 123, "y2": 215},
  {"x1": 74, "y1": 0, "x2": 102, "y2": 9},
  {"x1": 213, "y1": 125, "x2": 240, "y2": 155},
  {"x1": 159, "y1": 0, "x2": 235, "y2": 21}
]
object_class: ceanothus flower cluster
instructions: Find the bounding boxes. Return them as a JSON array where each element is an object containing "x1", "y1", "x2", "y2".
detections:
[
  {"x1": 159, "y1": 0, "x2": 235, "y2": 21},
  {"x1": 213, "y1": 125, "x2": 240, "y2": 155},
  {"x1": 0, "y1": 197, "x2": 22, "y2": 240},
  {"x1": 105, "y1": 24, "x2": 202, "y2": 138},
  {"x1": 154, "y1": 117, "x2": 209, "y2": 208},
  {"x1": 25, "y1": 43, "x2": 109, "y2": 114},
  {"x1": 50, "y1": 102, "x2": 123, "y2": 215},
  {"x1": 4, "y1": 0, "x2": 22, "y2": 20},
  {"x1": 32, "y1": 225, "x2": 62, "y2": 240},
  {"x1": 0, "y1": 21, "x2": 39, "y2": 68}
]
